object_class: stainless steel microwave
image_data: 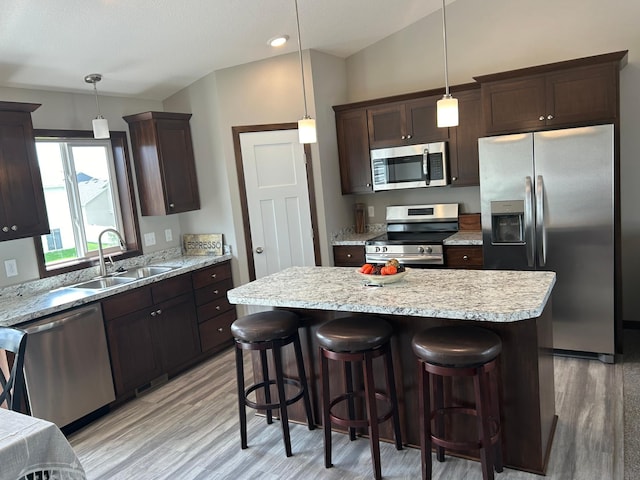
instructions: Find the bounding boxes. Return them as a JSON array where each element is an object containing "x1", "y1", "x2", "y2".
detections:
[{"x1": 370, "y1": 141, "x2": 449, "y2": 191}]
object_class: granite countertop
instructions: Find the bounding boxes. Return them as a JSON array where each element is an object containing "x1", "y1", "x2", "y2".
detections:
[
  {"x1": 332, "y1": 229, "x2": 483, "y2": 246},
  {"x1": 227, "y1": 266, "x2": 555, "y2": 322},
  {"x1": 0, "y1": 251, "x2": 232, "y2": 328}
]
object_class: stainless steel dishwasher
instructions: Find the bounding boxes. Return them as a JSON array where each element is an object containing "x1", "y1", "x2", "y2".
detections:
[{"x1": 23, "y1": 303, "x2": 116, "y2": 427}]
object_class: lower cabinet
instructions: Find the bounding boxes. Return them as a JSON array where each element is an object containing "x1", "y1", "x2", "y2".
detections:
[
  {"x1": 333, "y1": 245, "x2": 366, "y2": 267},
  {"x1": 192, "y1": 261, "x2": 236, "y2": 353},
  {"x1": 103, "y1": 273, "x2": 200, "y2": 399},
  {"x1": 444, "y1": 245, "x2": 484, "y2": 269}
]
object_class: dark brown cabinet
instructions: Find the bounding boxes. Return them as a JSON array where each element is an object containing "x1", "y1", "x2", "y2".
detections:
[
  {"x1": 123, "y1": 111, "x2": 200, "y2": 216},
  {"x1": 367, "y1": 96, "x2": 449, "y2": 149},
  {"x1": 444, "y1": 245, "x2": 483, "y2": 269},
  {"x1": 333, "y1": 245, "x2": 366, "y2": 267},
  {"x1": 448, "y1": 88, "x2": 482, "y2": 187},
  {"x1": 192, "y1": 261, "x2": 236, "y2": 353},
  {"x1": 475, "y1": 51, "x2": 627, "y2": 135},
  {"x1": 0, "y1": 102, "x2": 49, "y2": 241},
  {"x1": 335, "y1": 108, "x2": 373, "y2": 194},
  {"x1": 103, "y1": 274, "x2": 200, "y2": 398}
]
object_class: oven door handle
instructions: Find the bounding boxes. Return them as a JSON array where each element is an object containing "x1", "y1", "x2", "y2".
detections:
[
  {"x1": 366, "y1": 254, "x2": 442, "y2": 263},
  {"x1": 423, "y1": 148, "x2": 430, "y2": 185}
]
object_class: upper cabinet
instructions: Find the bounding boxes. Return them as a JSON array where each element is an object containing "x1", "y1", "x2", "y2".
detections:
[
  {"x1": 448, "y1": 87, "x2": 482, "y2": 187},
  {"x1": 123, "y1": 111, "x2": 200, "y2": 216},
  {"x1": 335, "y1": 108, "x2": 373, "y2": 194},
  {"x1": 367, "y1": 96, "x2": 449, "y2": 149},
  {"x1": 0, "y1": 102, "x2": 49, "y2": 241},
  {"x1": 475, "y1": 51, "x2": 628, "y2": 135}
]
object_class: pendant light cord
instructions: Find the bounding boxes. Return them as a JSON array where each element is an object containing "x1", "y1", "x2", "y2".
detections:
[
  {"x1": 441, "y1": 0, "x2": 450, "y2": 96},
  {"x1": 92, "y1": 81, "x2": 103, "y2": 118},
  {"x1": 294, "y1": 0, "x2": 309, "y2": 118}
]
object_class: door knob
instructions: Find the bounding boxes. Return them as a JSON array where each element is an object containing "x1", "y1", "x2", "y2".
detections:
[{"x1": 256, "y1": 247, "x2": 264, "y2": 254}]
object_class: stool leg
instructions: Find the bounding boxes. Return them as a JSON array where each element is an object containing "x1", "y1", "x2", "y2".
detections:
[
  {"x1": 489, "y1": 365, "x2": 504, "y2": 473},
  {"x1": 320, "y1": 348, "x2": 333, "y2": 468},
  {"x1": 383, "y1": 344, "x2": 403, "y2": 450},
  {"x1": 474, "y1": 367, "x2": 495, "y2": 480},
  {"x1": 344, "y1": 360, "x2": 357, "y2": 441},
  {"x1": 235, "y1": 345, "x2": 248, "y2": 450},
  {"x1": 433, "y1": 374, "x2": 445, "y2": 462},
  {"x1": 363, "y1": 351, "x2": 382, "y2": 480},
  {"x1": 259, "y1": 349, "x2": 273, "y2": 424},
  {"x1": 293, "y1": 333, "x2": 315, "y2": 430},
  {"x1": 418, "y1": 360, "x2": 432, "y2": 480},
  {"x1": 273, "y1": 345, "x2": 293, "y2": 457}
]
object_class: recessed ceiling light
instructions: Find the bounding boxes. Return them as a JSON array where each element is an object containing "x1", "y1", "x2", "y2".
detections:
[{"x1": 269, "y1": 35, "x2": 289, "y2": 47}]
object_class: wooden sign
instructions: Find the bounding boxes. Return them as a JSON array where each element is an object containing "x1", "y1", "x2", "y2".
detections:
[{"x1": 183, "y1": 234, "x2": 223, "y2": 256}]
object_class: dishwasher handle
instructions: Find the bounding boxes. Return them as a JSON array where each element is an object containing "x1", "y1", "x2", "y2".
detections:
[{"x1": 24, "y1": 308, "x2": 96, "y2": 334}]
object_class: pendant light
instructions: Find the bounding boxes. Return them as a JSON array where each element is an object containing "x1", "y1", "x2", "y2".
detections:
[
  {"x1": 294, "y1": 0, "x2": 317, "y2": 144},
  {"x1": 84, "y1": 73, "x2": 110, "y2": 139},
  {"x1": 436, "y1": 0, "x2": 458, "y2": 128}
]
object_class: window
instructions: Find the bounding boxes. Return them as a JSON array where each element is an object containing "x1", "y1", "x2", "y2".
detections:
[{"x1": 32, "y1": 130, "x2": 141, "y2": 276}]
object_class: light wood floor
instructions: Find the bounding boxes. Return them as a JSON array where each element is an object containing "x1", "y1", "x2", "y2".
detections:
[{"x1": 69, "y1": 347, "x2": 623, "y2": 480}]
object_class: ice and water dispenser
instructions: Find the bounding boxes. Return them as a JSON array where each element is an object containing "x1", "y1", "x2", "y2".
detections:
[{"x1": 490, "y1": 200, "x2": 525, "y2": 244}]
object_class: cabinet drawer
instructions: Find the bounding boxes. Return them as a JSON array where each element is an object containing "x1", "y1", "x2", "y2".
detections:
[
  {"x1": 194, "y1": 278, "x2": 233, "y2": 306},
  {"x1": 151, "y1": 273, "x2": 192, "y2": 304},
  {"x1": 445, "y1": 246, "x2": 483, "y2": 268},
  {"x1": 333, "y1": 245, "x2": 365, "y2": 266},
  {"x1": 102, "y1": 287, "x2": 153, "y2": 319},
  {"x1": 197, "y1": 298, "x2": 234, "y2": 323},
  {"x1": 192, "y1": 262, "x2": 232, "y2": 289},
  {"x1": 199, "y1": 309, "x2": 236, "y2": 352}
]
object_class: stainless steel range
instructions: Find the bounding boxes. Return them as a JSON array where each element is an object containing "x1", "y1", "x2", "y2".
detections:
[{"x1": 365, "y1": 203, "x2": 458, "y2": 267}]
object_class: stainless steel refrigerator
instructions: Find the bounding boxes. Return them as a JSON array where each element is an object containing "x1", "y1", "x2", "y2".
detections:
[{"x1": 479, "y1": 124, "x2": 618, "y2": 362}]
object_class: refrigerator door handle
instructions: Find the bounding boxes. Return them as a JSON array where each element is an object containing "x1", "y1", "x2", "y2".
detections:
[
  {"x1": 536, "y1": 175, "x2": 547, "y2": 267},
  {"x1": 525, "y1": 176, "x2": 535, "y2": 267}
]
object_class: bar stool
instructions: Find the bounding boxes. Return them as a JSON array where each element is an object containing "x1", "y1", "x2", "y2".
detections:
[
  {"x1": 412, "y1": 325, "x2": 503, "y2": 480},
  {"x1": 231, "y1": 310, "x2": 315, "y2": 457},
  {"x1": 316, "y1": 315, "x2": 403, "y2": 480}
]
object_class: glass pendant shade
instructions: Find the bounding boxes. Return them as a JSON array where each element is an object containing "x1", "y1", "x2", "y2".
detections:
[
  {"x1": 437, "y1": 94, "x2": 459, "y2": 127},
  {"x1": 92, "y1": 117, "x2": 110, "y2": 139},
  {"x1": 298, "y1": 117, "x2": 317, "y2": 144}
]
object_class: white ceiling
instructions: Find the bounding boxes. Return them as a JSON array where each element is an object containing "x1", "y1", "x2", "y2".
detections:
[{"x1": 0, "y1": 0, "x2": 447, "y2": 101}]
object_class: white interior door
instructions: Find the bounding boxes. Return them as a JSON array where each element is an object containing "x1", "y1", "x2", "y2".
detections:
[{"x1": 240, "y1": 129, "x2": 315, "y2": 280}]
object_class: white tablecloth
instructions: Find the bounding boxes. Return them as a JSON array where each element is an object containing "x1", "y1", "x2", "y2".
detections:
[{"x1": 0, "y1": 408, "x2": 86, "y2": 480}]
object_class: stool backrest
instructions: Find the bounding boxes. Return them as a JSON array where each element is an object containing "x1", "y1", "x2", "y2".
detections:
[{"x1": 0, "y1": 327, "x2": 28, "y2": 411}]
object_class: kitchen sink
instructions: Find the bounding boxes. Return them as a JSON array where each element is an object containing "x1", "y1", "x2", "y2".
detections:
[
  {"x1": 126, "y1": 266, "x2": 175, "y2": 278},
  {"x1": 70, "y1": 276, "x2": 136, "y2": 290}
]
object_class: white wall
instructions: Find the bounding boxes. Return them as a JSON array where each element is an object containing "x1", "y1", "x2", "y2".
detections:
[
  {"x1": 0, "y1": 86, "x2": 177, "y2": 287},
  {"x1": 344, "y1": 0, "x2": 640, "y2": 321}
]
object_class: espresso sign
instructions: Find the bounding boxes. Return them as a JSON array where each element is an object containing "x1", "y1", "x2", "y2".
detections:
[{"x1": 183, "y1": 234, "x2": 223, "y2": 256}]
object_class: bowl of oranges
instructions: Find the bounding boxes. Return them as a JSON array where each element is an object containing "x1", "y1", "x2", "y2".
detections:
[{"x1": 357, "y1": 259, "x2": 408, "y2": 285}]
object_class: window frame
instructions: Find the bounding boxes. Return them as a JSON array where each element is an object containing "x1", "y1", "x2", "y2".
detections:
[{"x1": 33, "y1": 129, "x2": 142, "y2": 277}]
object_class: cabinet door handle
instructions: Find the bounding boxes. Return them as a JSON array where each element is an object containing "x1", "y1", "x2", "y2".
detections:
[
  {"x1": 539, "y1": 115, "x2": 545, "y2": 121},
  {"x1": 215, "y1": 305, "x2": 221, "y2": 310},
  {"x1": 452, "y1": 176, "x2": 457, "y2": 181},
  {"x1": 211, "y1": 273, "x2": 217, "y2": 278},
  {"x1": 169, "y1": 203, "x2": 175, "y2": 208},
  {"x1": 547, "y1": 114, "x2": 554, "y2": 120},
  {"x1": 463, "y1": 255, "x2": 469, "y2": 261},
  {"x1": 346, "y1": 253, "x2": 352, "y2": 258},
  {"x1": 11, "y1": 225, "x2": 17, "y2": 231},
  {"x1": 2, "y1": 226, "x2": 8, "y2": 232},
  {"x1": 150, "y1": 311, "x2": 156, "y2": 317},
  {"x1": 213, "y1": 289, "x2": 219, "y2": 295},
  {"x1": 157, "y1": 309, "x2": 162, "y2": 315},
  {"x1": 401, "y1": 135, "x2": 406, "y2": 140},
  {"x1": 406, "y1": 134, "x2": 412, "y2": 139},
  {"x1": 217, "y1": 327, "x2": 224, "y2": 333},
  {"x1": 366, "y1": 183, "x2": 372, "y2": 187}
]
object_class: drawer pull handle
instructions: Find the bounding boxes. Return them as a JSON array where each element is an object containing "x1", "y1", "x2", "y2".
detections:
[
  {"x1": 211, "y1": 273, "x2": 217, "y2": 278},
  {"x1": 213, "y1": 289, "x2": 219, "y2": 295},
  {"x1": 463, "y1": 255, "x2": 469, "y2": 261},
  {"x1": 217, "y1": 327, "x2": 224, "y2": 333},
  {"x1": 215, "y1": 305, "x2": 221, "y2": 310},
  {"x1": 346, "y1": 254, "x2": 352, "y2": 258}
]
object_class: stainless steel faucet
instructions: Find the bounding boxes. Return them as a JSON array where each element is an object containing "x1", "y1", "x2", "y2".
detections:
[{"x1": 97, "y1": 228, "x2": 126, "y2": 277}]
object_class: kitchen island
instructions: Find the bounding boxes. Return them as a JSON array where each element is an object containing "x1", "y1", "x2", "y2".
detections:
[{"x1": 227, "y1": 266, "x2": 557, "y2": 474}]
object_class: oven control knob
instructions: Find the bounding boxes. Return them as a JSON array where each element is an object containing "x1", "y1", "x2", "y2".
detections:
[
  {"x1": 375, "y1": 247, "x2": 381, "y2": 253},
  {"x1": 418, "y1": 247, "x2": 424, "y2": 253},
  {"x1": 420, "y1": 246, "x2": 432, "y2": 253},
  {"x1": 382, "y1": 247, "x2": 388, "y2": 252}
]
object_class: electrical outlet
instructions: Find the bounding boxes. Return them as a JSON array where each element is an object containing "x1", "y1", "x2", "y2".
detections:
[
  {"x1": 144, "y1": 232, "x2": 156, "y2": 246},
  {"x1": 165, "y1": 229, "x2": 173, "y2": 242},
  {"x1": 368, "y1": 206, "x2": 375, "y2": 218},
  {"x1": 4, "y1": 259, "x2": 18, "y2": 277}
]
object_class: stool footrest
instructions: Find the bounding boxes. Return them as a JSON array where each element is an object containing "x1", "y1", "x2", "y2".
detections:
[
  {"x1": 328, "y1": 391, "x2": 395, "y2": 430},
  {"x1": 244, "y1": 378, "x2": 305, "y2": 411}
]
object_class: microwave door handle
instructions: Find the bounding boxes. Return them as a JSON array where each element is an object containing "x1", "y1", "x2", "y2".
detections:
[
  {"x1": 524, "y1": 176, "x2": 535, "y2": 267},
  {"x1": 423, "y1": 149, "x2": 430, "y2": 185}
]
